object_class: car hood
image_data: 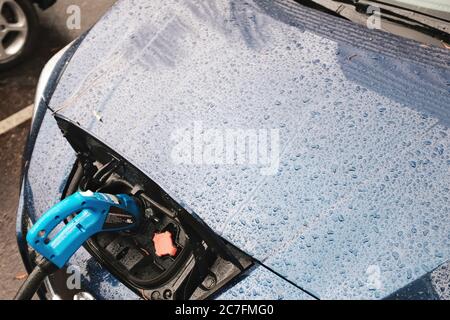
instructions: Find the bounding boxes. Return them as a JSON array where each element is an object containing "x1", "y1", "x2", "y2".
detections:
[{"x1": 47, "y1": 0, "x2": 450, "y2": 299}]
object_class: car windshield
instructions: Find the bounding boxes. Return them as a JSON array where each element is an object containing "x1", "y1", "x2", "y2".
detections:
[
  {"x1": 377, "y1": 0, "x2": 450, "y2": 14},
  {"x1": 301, "y1": 0, "x2": 450, "y2": 46}
]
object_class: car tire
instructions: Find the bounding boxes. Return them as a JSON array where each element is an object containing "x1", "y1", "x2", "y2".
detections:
[{"x1": 0, "y1": 0, "x2": 39, "y2": 71}]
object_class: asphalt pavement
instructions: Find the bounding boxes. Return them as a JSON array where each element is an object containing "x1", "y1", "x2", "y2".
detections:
[{"x1": 0, "y1": 0, "x2": 116, "y2": 300}]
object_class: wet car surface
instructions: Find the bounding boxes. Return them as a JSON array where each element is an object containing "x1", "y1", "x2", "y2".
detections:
[
  {"x1": 0, "y1": 0, "x2": 115, "y2": 299},
  {"x1": 17, "y1": 0, "x2": 450, "y2": 299}
]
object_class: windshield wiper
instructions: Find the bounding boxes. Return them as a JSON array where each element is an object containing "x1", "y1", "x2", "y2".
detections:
[{"x1": 297, "y1": 0, "x2": 450, "y2": 48}]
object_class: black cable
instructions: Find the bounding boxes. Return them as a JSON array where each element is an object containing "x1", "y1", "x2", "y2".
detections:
[{"x1": 14, "y1": 257, "x2": 58, "y2": 300}]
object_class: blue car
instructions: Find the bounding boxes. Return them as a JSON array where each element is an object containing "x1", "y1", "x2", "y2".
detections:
[{"x1": 16, "y1": 0, "x2": 450, "y2": 300}]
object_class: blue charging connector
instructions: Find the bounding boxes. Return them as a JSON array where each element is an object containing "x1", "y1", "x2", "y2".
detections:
[{"x1": 26, "y1": 191, "x2": 142, "y2": 268}]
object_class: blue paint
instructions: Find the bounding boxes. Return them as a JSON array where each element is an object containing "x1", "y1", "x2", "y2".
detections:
[{"x1": 17, "y1": 0, "x2": 450, "y2": 299}]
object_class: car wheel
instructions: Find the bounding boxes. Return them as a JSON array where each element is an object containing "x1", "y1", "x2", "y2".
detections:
[{"x1": 0, "y1": 0, "x2": 38, "y2": 71}]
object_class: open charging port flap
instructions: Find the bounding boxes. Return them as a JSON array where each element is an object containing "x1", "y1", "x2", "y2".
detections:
[{"x1": 56, "y1": 115, "x2": 254, "y2": 300}]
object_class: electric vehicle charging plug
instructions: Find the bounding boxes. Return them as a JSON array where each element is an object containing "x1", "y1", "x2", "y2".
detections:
[{"x1": 14, "y1": 191, "x2": 142, "y2": 300}]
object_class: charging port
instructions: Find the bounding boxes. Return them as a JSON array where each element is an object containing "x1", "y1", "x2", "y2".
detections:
[{"x1": 57, "y1": 116, "x2": 253, "y2": 300}]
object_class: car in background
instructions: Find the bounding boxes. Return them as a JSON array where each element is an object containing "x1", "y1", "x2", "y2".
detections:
[
  {"x1": 16, "y1": 0, "x2": 450, "y2": 300},
  {"x1": 0, "y1": 0, "x2": 56, "y2": 70}
]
